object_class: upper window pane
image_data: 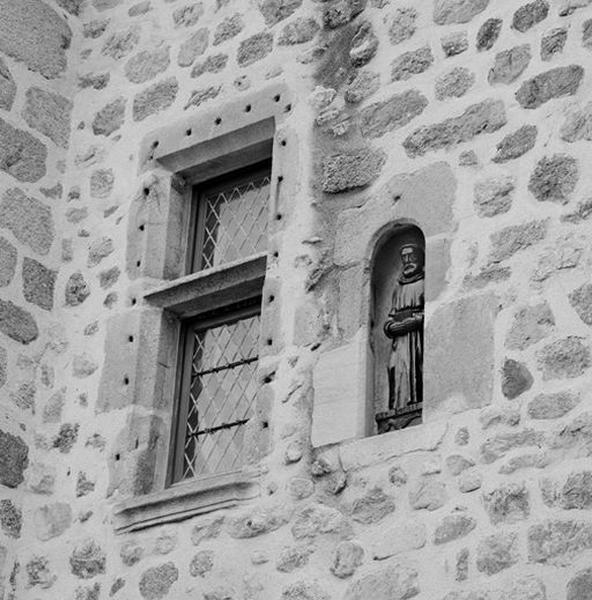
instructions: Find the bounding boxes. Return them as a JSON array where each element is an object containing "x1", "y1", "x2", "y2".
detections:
[{"x1": 192, "y1": 164, "x2": 271, "y2": 272}]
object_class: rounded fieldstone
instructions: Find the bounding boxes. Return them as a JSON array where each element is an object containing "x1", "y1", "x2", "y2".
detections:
[
  {"x1": 360, "y1": 90, "x2": 428, "y2": 138},
  {"x1": 22, "y1": 257, "x2": 56, "y2": 311},
  {"x1": 330, "y1": 541, "x2": 364, "y2": 578},
  {"x1": 483, "y1": 483, "x2": 530, "y2": 524},
  {"x1": 502, "y1": 358, "x2": 533, "y2": 399},
  {"x1": 528, "y1": 391, "x2": 580, "y2": 419},
  {"x1": 433, "y1": 0, "x2": 489, "y2": 24},
  {"x1": 488, "y1": 220, "x2": 547, "y2": 263},
  {"x1": 476, "y1": 531, "x2": 519, "y2": 574},
  {"x1": 70, "y1": 540, "x2": 106, "y2": 579},
  {"x1": 537, "y1": 336, "x2": 590, "y2": 379},
  {"x1": 388, "y1": 7, "x2": 416, "y2": 45},
  {"x1": 0, "y1": 299, "x2": 38, "y2": 344},
  {"x1": 529, "y1": 154, "x2": 578, "y2": 204},
  {"x1": 73, "y1": 354, "x2": 98, "y2": 378},
  {"x1": 178, "y1": 28, "x2": 209, "y2": 67},
  {"x1": 350, "y1": 22, "x2": 378, "y2": 67},
  {"x1": 65, "y1": 272, "x2": 90, "y2": 307},
  {"x1": 569, "y1": 283, "x2": 592, "y2": 325},
  {"x1": 351, "y1": 488, "x2": 395, "y2": 524},
  {"x1": 474, "y1": 175, "x2": 514, "y2": 217},
  {"x1": 22, "y1": 87, "x2": 72, "y2": 149},
  {"x1": 213, "y1": 13, "x2": 243, "y2": 46},
  {"x1": 512, "y1": 0, "x2": 549, "y2": 32},
  {"x1": 190, "y1": 550, "x2": 214, "y2": 577},
  {"x1": 434, "y1": 514, "x2": 476, "y2": 544},
  {"x1": 0, "y1": 499, "x2": 21, "y2": 538},
  {"x1": 476, "y1": 17, "x2": 502, "y2": 51},
  {"x1": 0, "y1": 430, "x2": 28, "y2": 487},
  {"x1": 237, "y1": 32, "x2": 273, "y2": 67},
  {"x1": 488, "y1": 44, "x2": 531, "y2": 85},
  {"x1": 567, "y1": 567, "x2": 592, "y2": 599},
  {"x1": 541, "y1": 27, "x2": 567, "y2": 60},
  {"x1": 0, "y1": 58, "x2": 16, "y2": 111},
  {"x1": 493, "y1": 124, "x2": 537, "y2": 162},
  {"x1": 0, "y1": 237, "x2": 16, "y2": 287},
  {"x1": 506, "y1": 302, "x2": 554, "y2": 350},
  {"x1": 343, "y1": 563, "x2": 419, "y2": 600},
  {"x1": 441, "y1": 31, "x2": 468, "y2": 57},
  {"x1": 102, "y1": 26, "x2": 140, "y2": 60},
  {"x1": 191, "y1": 54, "x2": 228, "y2": 78},
  {"x1": 0, "y1": 119, "x2": 47, "y2": 183},
  {"x1": 409, "y1": 477, "x2": 447, "y2": 511},
  {"x1": 516, "y1": 65, "x2": 584, "y2": 109},
  {"x1": 139, "y1": 563, "x2": 178, "y2": 600},
  {"x1": 446, "y1": 455, "x2": 474, "y2": 476},
  {"x1": 276, "y1": 545, "x2": 312, "y2": 573},
  {"x1": 92, "y1": 98, "x2": 126, "y2": 137},
  {"x1": 259, "y1": 0, "x2": 302, "y2": 26},
  {"x1": 125, "y1": 46, "x2": 170, "y2": 84},
  {"x1": 172, "y1": 3, "x2": 204, "y2": 27},
  {"x1": 278, "y1": 17, "x2": 319, "y2": 45},
  {"x1": 344, "y1": 70, "x2": 379, "y2": 104},
  {"x1": 391, "y1": 46, "x2": 433, "y2": 81},
  {"x1": 435, "y1": 67, "x2": 475, "y2": 100},
  {"x1": 133, "y1": 77, "x2": 178, "y2": 121},
  {"x1": 322, "y1": 148, "x2": 386, "y2": 193}
]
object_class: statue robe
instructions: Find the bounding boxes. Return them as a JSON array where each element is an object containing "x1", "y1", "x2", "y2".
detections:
[{"x1": 387, "y1": 277, "x2": 424, "y2": 411}]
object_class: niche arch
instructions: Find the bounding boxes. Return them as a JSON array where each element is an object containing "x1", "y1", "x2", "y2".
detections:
[{"x1": 370, "y1": 223, "x2": 425, "y2": 434}]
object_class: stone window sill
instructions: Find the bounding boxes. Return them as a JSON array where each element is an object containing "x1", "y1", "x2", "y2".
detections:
[{"x1": 113, "y1": 468, "x2": 261, "y2": 533}]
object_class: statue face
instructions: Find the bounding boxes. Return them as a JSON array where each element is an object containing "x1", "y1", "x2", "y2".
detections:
[{"x1": 400, "y1": 245, "x2": 423, "y2": 277}]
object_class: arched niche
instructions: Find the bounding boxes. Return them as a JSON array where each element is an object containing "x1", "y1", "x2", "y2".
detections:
[{"x1": 370, "y1": 224, "x2": 425, "y2": 435}]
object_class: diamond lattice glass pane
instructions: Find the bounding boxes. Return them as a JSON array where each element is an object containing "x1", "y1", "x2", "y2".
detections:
[
  {"x1": 181, "y1": 313, "x2": 259, "y2": 480},
  {"x1": 197, "y1": 174, "x2": 270, "y2": 271}
]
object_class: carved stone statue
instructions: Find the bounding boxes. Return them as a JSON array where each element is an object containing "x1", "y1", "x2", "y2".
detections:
[{"x1": 378, "y1": 242, "x2": 424, "y2": 432}]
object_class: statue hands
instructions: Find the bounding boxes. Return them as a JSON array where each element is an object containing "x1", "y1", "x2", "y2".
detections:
[{"x1": 384, "y1": 311, "x2": 423, "y2": 338}]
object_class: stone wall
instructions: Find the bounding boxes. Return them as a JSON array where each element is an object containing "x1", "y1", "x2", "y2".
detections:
[{"x1": 2, "y1": 0, "x2": 592, "y2": 598}]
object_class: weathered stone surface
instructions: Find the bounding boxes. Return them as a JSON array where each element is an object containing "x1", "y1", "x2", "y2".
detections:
[
  {"x1": 0, "y1": 300, "x2": 38, "y2": 344},
  {"x1": 173, "y1": 3, "x2": 204, "y2": 27},
  {"x1": 92, "y1": 98, "x2": 126, "y2": 137},
  {"x1": 0, "y1": 58, "x2": 15, "y2": 111},
  {"x1": 372, "y1": 522, "x2": 426, "y2": 559},
  {"x1": 22, "y1": 87, "x2": 72, "y2": 149},
  {"x1": 276, "y1": 544, "x2": 313, "y2": 573},
  {"x1": 191, "y1": 54, "x2": 228, "y2": 78},
  {"x1": 528, "y1": 154, "x2": 578, "y2": 204},
  {"x1": 228, "y1": 504, "x2": 288, "y2": 538},
  {"x1": 322, "y1": 0, "x2": 365, "y2": 29},
  {"x1": 409, "y1": 477, "x2": 447, "y2": 511},
  {"x1": 190, "y1": 550, "x2": 214, "y2": 577},
  {"x1": 84, "y1": 19, "x2": 109, "y2": 39},
  {"x1": 360, "y1": 90, "x2": 427, "y2": 138},
  {"x1": 561, "y1": 102, "x2": 592, "y2": 142},
  {"x1": 568, "y1": 568, "x2": 592, "y2": 599},
  {"x1": 53, "y1": 422, "x2": 79, "y2": 452},
  {"x1": 291, "y1": 505, "x2": 352, "y2": 540},
  {"x1": 528, "y1": 391, "x2": 579, "y2": 420},
  {"x1": 73, "y1": 354, "x2": 98, "y2": 378},
  {"x1": 528, "y1": 520, "x2": 592, "y2": 564},
  {"x1": 441, "y1": 31, "x2": 468, "y2": 57},
  {"x1": 488, "y1": 45, "x2": 531, "y2": 84},
  {"x1": 0, "y1": 346, "x2": 5, "y2": 388},
  {"x1": 139, "y1": 563, "x2": 178, "y2": 599},
  {"x1": 322, "y1": 148, "x2": 385, "y2": 193},
  {"x1": 424, "y1": 293, "x2": 496, "y2": 417},
  {"x1": 214, "y1": 13, "x2": 243, "y2": 46},
  {"x1": 0, "y1": 430, "x2": 28, "y2": 487},
  {"x1": 506, "y1": 302, "x2": 554, "y2": 350},
  {"x1": 474, "y1": 175, "x2": 514, "y2": 217},
  {"x1": 351, "y1": 488, "x2": 395, "y2": 524},
  {"x1": 502, "y1": 359, "x2": 533, "y2": 399},
  {"x1": 0, "y1": 500, "x2": 21, "y2": 538},
  {"x1": 434, "y1": 0, "x2": 489, "y2": 24},
  {"x1": 446, "y1": 455, "x2": 474, "y2": 476},
  {"x1": 11, "y1": 381, "x2": 35, "y2": 412},
  {"x1": 76, "y1": 472, "x2": 95, "y2": 497},
  {"x1": 387, "y1": 7, "x2": 416, "y2": 45},
  {"x1": 133, "y1": 77, "x2": 178, "y2": 121},
  {"x1": 22, "y1": 258, "x2": 56, "y2": 311},
  {"x1": 476, "y1": 531, "x2": 519, "y2": 575},
  {"x1": 65, "y1": 272, "x2": 90, "y2": 306},
  {"x1": 237, "y1": 32, "x2": 273, "y2": 67},
  {"x1": 79, "y1": 72, "x2": 110, "y2": 90},
  {"x1": 541, "y1": 27, "x2": 567, "y2": 60},
  {"x1": 477, "y1": 18, "x2": 502, "y2": 51},
  {"x1": 102, "y1": 26, "x2": 140, "y2": 60},
  {"x1": 569, "y1": 283, "x2": 592, "y2": 325},
  {"x1": 537, "y1": 337, "x2": 590, "y2": 380},
  {"x1": 403, "y1": 99, "x2": 506, "y2": 157},
  {"x1": 125, "y1": 47, "x2": 170, "y2": 84},
  {"x1": 562, "y1": 199, "x2": 592, "y2": 224},
  {"x1": 513, "y1": 0, "x2": 549, "y2": 32},
  {"x1": 391, "y1": 46, "x2": 433, "y2": 81},
  {"x1": 330, "y1": 541, "x2": 363, "y2": 578},
  {"x1": 26, "y1": 555, "x2": 56, "y2": 589},
  {"x1": 489, "y1": 220, "x2": 547, "y2": 263},
  {"x1": 278, "y1": 17, "x2": 319, "y2": 45},
  {"x1": 349, "y1": 22, "x2": 378, "y2": 67},
  {"x1": 99, "y1": 266, "x2": 120, "y2": 289},
  {"x1": 516, "y1": 65, "x2": 584, "y2": 109},
  {"x1": 0, "y1": 0, "x2": 71, "y2": 78},
  {"x1": 388, "y1": 465, "x2": 408, "y2": 486},
  {"x1": 435, "y1": 67, "x2": 474, "y2": 100},
  {"x1": 483, "y1": 483, "x2": 529, "y2": 524},
  {"x1": 0, "y1": 237, "x2": 16, "y2": 287},
  {"x1": 481, "y1": 405, "x2": 520, "y2": 428},
  {"x1": 583, "y1": 19, "x2": 592, "y2": 49},
  {"x1": 281, "y1": 580, "x2": 330, "y2": 600},
  {"x1": 0, "y1": 118, "x2": 47, "y2": 183},
  {"x1": 93, "y1": 0, "x2": 121, "y2": 10},
  {"x1": 43, "y1": 388, "x2": 65, "y2": 424},
  {"x1": 343, "y1": 563, "x2": 419, "y2": 600},
  {"x1": 178, "y1": 28, "x2": 209, "y2": 66},
  {"x1": 344, "y1": 70, "x2": 379, "y2": 104},
  {"x1": 184, "y1": 85, "x2": 221, "y2": 110},
  {"x1": 434, "y1": 514, "x2": 476, "y2": 544},
  {"x1": 493, "y1": 124, "x2": 537, "y2": 163},
  {"x1": 35, "y1": 502, "x2": 72, "y2": 541},
  {"x1": 259, "y1": 0, "x2": 301, "y2": 26},
  {"x1": 531, "y1": 234, "x2": 583, "y2": 283},
  {"x1": 70, "y1": 539, "x2": 106, "y2": 579}
]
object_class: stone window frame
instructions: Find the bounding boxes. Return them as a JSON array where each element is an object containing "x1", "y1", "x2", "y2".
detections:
[
  {"x1": 110, "y1": 84, "x2": 293, "y2": 533},
  {"x1": 311, "y1": 162, "x2": 462, "y2": 457}
]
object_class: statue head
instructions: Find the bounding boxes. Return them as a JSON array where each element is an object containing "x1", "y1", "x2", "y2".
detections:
[{"x1": 399, "y1": 243, "x2": 424, "y2": 279}]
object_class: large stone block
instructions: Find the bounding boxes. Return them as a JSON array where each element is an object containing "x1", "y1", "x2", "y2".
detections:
[
  {"x1": 0, "y1": 0, "x2": 71, "y2": 79},
  {"x1": 22, "y1": 87, "x2": 72, "y2": 149},
  {"x1": 360, "y1": 90, "x2": 427, "y2": 138},
  {"x1": 512, "y1": 0, "x2": 549, "y2": 32},
  {"x1": 0, "y1": 118, "x2": 47, "y2": 183},
  {"x1": 516, "y1": 65, "x2": 583, "y2": 109},
  {"x1": 322, "y1": 147, "x2": 385, "y2": 193},
  {"x1": 424, "y1": 293, "x2": 497, "y2": 419},
  {"x1": 488, "y1": 45, "x2": 531, "y2": 85},
  {"x1": 0, "y1": 430, "x2": 28, "y2": 488},
  {"x1": 403, "y1": 99, "x2": 506, "y2": 157}
]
